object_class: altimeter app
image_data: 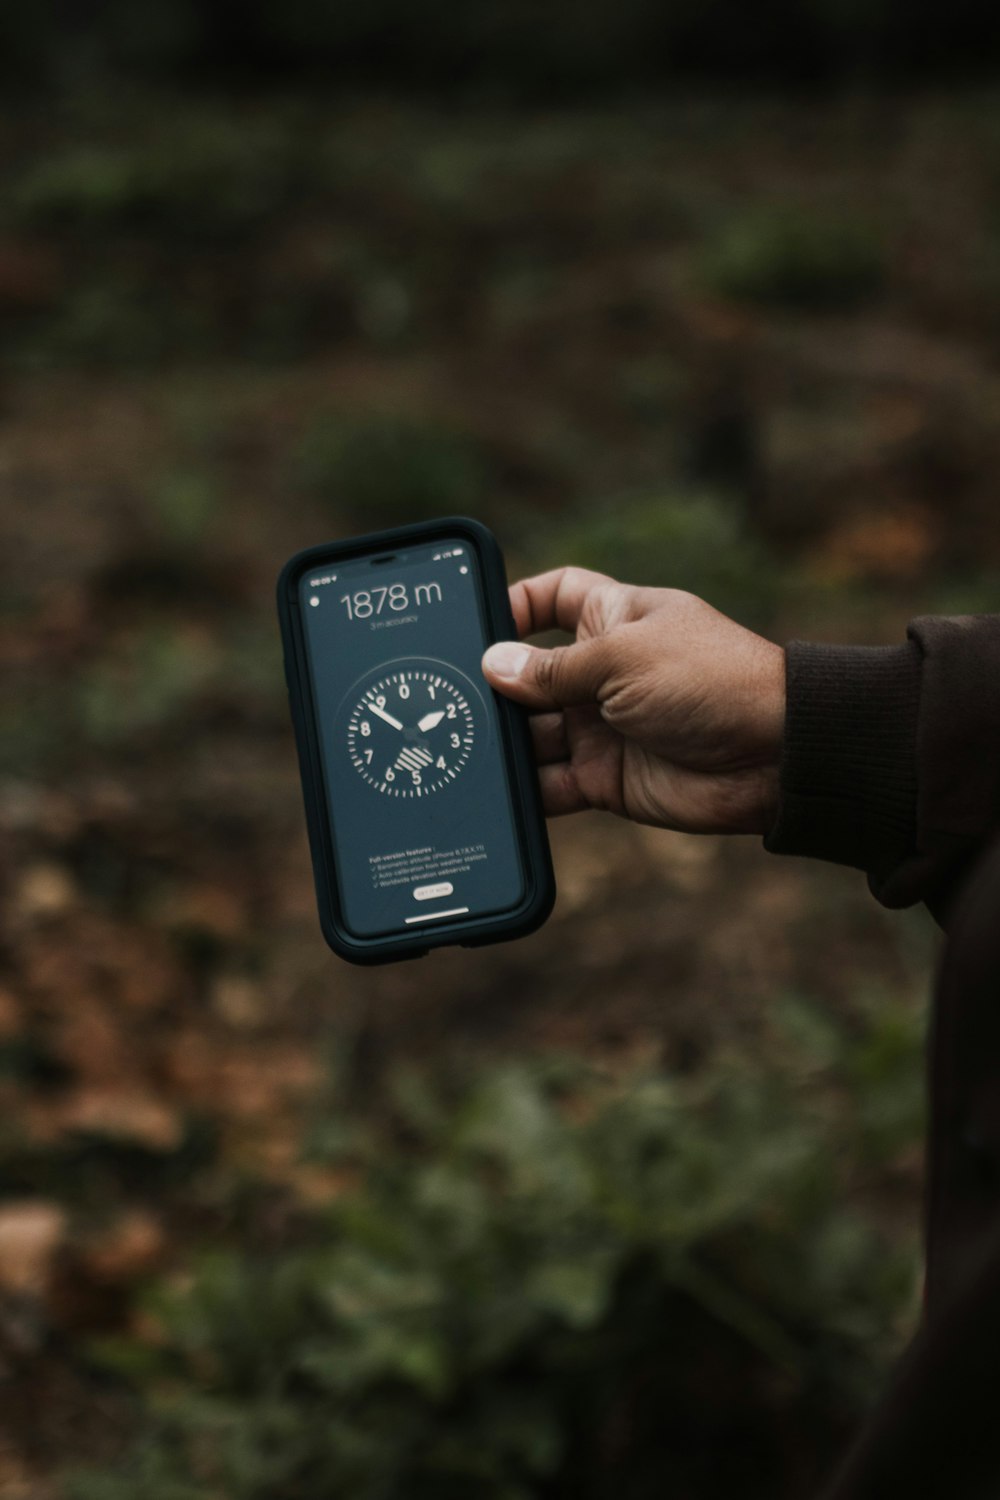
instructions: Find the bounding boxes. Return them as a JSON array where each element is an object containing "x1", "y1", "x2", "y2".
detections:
[
  {"x1": 299, "y1": 540, "x2": 525, "y2": 938},
  {"x1": 346, "y1": 664, "x2": 475, "y2": 797}
]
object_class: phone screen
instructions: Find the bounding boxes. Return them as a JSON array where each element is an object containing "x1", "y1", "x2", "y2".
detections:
[{"x1": 297, "y1": 537, "x2": 526, "y2": 939}]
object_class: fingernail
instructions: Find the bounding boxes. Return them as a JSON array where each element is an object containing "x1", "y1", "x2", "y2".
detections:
[{"x1": 483, "y1": 642, "x2": 531, "y2": 678}]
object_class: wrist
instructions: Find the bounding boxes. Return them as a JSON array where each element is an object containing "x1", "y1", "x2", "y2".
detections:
[
  {"x1": 741, "y1": 641, "x2": 785, "y2": 834},
  {"x1": 749, "y1": 640, "x2": 787, "y2": 765}
]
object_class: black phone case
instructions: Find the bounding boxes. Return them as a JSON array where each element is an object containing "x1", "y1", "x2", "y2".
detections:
[{"x1": 277, "y1": 517, "x2": 555, "y2": 964}]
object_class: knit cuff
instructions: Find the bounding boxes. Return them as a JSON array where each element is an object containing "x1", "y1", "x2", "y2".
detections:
[
  {"x1": 764, "y1": 640, "x2": 921, "y2": 881},
  {"x1": 908, "y1": 616, "x2": 1000, "y2": 844}
]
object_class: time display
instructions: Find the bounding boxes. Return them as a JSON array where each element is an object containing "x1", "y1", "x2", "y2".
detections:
[{"x1": 346, "y1": 666, "x2": 475, "y2": 797}]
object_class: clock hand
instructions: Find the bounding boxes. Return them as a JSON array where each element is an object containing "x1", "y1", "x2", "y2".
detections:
[
  {"x1": 417, "y1": 709, "x2": 445, "y2": 732},
  {"x1": 369, "y1": 702, "x2": 405, "y2": 731}
]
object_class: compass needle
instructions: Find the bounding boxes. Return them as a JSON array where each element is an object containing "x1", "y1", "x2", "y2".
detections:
[{"x1": 369, "y1": 702, "x2": 405, "y2": 731}]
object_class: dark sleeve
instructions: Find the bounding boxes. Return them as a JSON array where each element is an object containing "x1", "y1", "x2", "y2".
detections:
[
  {"x1": 818, "y1": 1217, "x2": 1000, "y2": 1500},
  {"x1": 819, "y1": 835, "x2": 1000, "y2": 1496},
  {"x1": 764, "y1": 615, "x2": 1000, "y2": 924}
]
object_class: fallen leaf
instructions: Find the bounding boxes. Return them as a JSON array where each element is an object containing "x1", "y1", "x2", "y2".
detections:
[
  {"x1": 0, "y1": 986, "x2": 22, "y2": 1040},
  {"x1": 0, "y1": 1202, "x2": 67, "y2": 1297},
  {"x1": 15, "y1": 864, "x2": 77, "y2": 919},
  {"x1": 44, "y1": 1090, "x2": 183, "y2": 1153},
  {"x1": 81, "y1": 1212, "x2": 165, "y2": 1284},
  {"x1": 211, "y1": 975, "x2": 266, "y2": 1028}
]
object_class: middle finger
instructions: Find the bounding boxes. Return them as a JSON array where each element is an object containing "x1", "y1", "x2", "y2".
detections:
[{"x1": 529, "y1": 711, "x2": 569, "y2": 766}]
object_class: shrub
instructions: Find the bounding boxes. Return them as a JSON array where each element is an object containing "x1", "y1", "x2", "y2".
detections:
[
  {"x1": 293, "y1": 414, "x2": 492, "y2": 530},
  {"x1": 70, "y1": 1002, "x2": 923, "y2": 1500},
  {"x1": 8, "y1": 116, "x2": 310, "y2": 245},
  {"x1": 701, "y1": 208, "x2": 887, "y2": 311},
  {"x1": 545, "y1": 491, "x2": 780, "y2": 625},
  {"x1": 76, "y1": 625, "x2": 218, "y2": 747}
]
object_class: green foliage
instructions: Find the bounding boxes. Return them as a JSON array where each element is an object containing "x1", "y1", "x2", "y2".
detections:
[
  {"x1": 0, "y1": 693, "x2": 69, "y2": 777},
  {"x1": 71, "y1": 612, "x2": 285, "y2": 751},
  {"x1": 70, "y1": 1013, "x2": 922, "y2": 1500},
  {"x1": 23, "y1": 275, "x2": 208, "y2": 370},
  {"x1": 614, "y1": 355, "x2": 688, "y2": 426},
  {"x1": 548, "y1": 492, "x2": 780, "y2": 624},
  {"x1": 849, "y1": 998, "x2": 927, "y2": 1163},
  {"x1": 77, "y1": 625, "x2": 217, "y2": 748},
  {"x1": 10, "y1": 148, "x2": 143, "y2": 233},
  {"x1": 294, "y1": 414, "x2": 492, "y2": 530},
  {"x1": 8, "y1": 116, "x2": 312, "y2": 245},
  {"x1": 927, "y1": 571, "x2": 1000, "y2": 617},
  {"x1": 148, "y1": 470, "x2": 220, "y2": 551},
  {"x1": 701, "y1": 208, "x2": 887, "y2": 311}
]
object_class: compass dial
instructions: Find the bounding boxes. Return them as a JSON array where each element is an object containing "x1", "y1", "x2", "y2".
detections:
[{"x1": 346, "y1": 667, "x2": 475, "y2": 796}]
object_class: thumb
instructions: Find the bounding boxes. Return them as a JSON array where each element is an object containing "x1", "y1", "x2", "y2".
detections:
[{"x1": 481, "y1": 637, "x2": 609, "y2": 710}]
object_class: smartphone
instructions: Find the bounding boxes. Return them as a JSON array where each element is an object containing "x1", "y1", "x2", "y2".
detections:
[{"x1": 277, "y1": 517, "x2": 555, "y2": 963}]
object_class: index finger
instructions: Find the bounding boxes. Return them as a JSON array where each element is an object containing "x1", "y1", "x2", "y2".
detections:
[{"x1": 508, "y1": 566, "x2": 615, "y2": 640}]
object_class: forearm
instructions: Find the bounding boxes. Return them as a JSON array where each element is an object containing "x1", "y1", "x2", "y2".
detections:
[{"x1": 764, "y1": 615, "x2": 1000, "y2": 926}]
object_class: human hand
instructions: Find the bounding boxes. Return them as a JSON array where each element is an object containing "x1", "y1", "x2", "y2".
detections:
[{"x1": 481, "y1": 567, "x2": 785, "y2": 835}]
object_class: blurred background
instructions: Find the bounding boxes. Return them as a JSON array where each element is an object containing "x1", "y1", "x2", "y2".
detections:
[{"x1": 2, "y1": 4, "x2": 1000, "y2": 1496}]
